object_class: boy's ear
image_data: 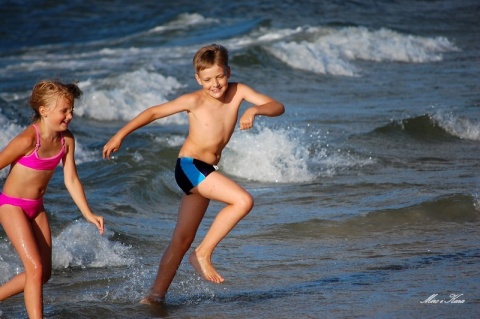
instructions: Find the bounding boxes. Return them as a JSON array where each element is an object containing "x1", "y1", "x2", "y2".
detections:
[{"x1": 195, "y1": 73, "x2": 202, "y2": 86}]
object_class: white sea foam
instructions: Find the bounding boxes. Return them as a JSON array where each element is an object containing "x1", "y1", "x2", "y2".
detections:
[
  {"x1": 52, "y1": 221, "x2": 133, "y2": 269},
  {"x1": 221, "y1": 126, "x2": 374, "y2": 183},
  {"x1": 263, "y1": 26, "x2": 459, "y2": 76},
  {"x1": 0, "y1": 222, "x2": 132, "y2": 282},
  {"x1": 74, "y1": 140, "x2": 97, "y2": 165},
  {"x1": 0, "y1": 241, "x2": 22, "y2": 284},
  {"x1": 154, "y1": 134, "x2": 186, "y2": 148},
  {"x1": 77, "y1": 69, "x2": 187, "y2": 124},
  {"x1": 221, "y1": 127, "x2": 312, "y2": 183},
  {"x1": 434, "y1": 111, "x2": 480, "y2": 141},
  {"x1": 150, "y1": 13, "x2": 219, "y2": 33}
]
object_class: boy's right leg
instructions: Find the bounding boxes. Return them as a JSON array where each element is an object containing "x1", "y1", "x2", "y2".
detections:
[
  {"x1": 0, "y1": 206, "x2": 44, "y2": 319},
  {"x1": 142, "y1": 193, "x2": 209, "y2": 304}
]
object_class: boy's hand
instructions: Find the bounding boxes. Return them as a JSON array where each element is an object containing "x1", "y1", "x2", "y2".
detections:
[
  {"x1": 239, "y1": 108, "x2": 256, "y2": 130},
  {"x1": 103, "y1": 136, "x2": 122, "y2": 159}
]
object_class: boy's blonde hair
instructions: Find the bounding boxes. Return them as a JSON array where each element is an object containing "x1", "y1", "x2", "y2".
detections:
[
  {"x1": 29, "y1": 80, "x2": 82, "y2": 122},
  {"x1": 193, "y1": 44, "x2": 229, "y2": 73}
]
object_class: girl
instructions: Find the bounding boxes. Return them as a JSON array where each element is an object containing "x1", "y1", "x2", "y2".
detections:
[{"x1": 0, "y1": 80, "x2": 104, "y2": 318}]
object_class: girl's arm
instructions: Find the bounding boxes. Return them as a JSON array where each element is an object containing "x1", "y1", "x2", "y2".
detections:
[{"x1": 63, "y1": 132, "x2": 104, "y2": 234}]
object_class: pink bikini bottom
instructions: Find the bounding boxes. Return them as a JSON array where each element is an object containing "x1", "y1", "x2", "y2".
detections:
[{"x1": 0, "y1": 193, "x2": 44, "y2": 220}]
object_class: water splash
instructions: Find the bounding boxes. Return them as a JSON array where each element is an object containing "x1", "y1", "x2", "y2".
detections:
[
  {"x1": 221, "y1": 127, "x2": 312, "y2": 183},
  {"x1": 53, "y1": 221, "x2": 133, "y2": 269},
  {"x1": 221, "y1": 126, "x2": 374, "y2": 183}
]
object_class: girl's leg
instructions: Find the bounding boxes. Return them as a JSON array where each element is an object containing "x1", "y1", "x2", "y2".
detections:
[
  {"x1": 142, "y1": 194, "x2": 209, "y2": 303},
  {"x1": 32, "y1": 211, "x2": 52, "y2": 284},
  {"x1": 0, "y1": 206, "x2": 45, "y2": 319},
  {"x1": 0, "y1": 211, "x2": 51, "y2": 299},
  {"x1": 189, "y1": 171, "x2": 254, "y2": 283}
]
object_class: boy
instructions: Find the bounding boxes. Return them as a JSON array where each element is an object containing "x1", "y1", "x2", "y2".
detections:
[{"x1": 102, "y1": 44, "x2": 284, "y2": 303}]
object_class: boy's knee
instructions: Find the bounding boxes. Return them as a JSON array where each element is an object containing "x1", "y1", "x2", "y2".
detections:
[{"x1": 238, "y1": 192, "x2": 254, "y2": 214}]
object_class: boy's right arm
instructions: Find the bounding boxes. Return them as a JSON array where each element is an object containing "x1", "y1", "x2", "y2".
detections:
[
  {"x1": 102, "y1": 96, "x2": 192, "y2": 159},
  {"x1": 102, "y1": 106, "x2": 158, "y2": 159}
]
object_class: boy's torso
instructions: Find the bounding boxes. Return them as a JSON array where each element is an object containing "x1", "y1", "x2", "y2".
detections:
[{"x1": 179, "y1": 83, "x2": 242, "y2": 165}]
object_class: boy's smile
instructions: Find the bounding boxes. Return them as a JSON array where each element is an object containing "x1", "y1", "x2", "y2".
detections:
[{"x1": 195, "y1": 64, "x2": 231, "y2": 99}]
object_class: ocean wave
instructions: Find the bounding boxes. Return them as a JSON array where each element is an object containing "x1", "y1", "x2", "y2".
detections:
[
  {"x1": 433, "y1": 111, "x2": 480, "y2": 141},
  {"x1": 374, "y1": 114, "x2": 452, "y2": 140},
  {"x1": 77, "y1": 68, "x2": 187, "y2": 123},
  {"x1": 373, "y1": 112, "x2": 480, "y2": 141},
  {"x1": 149, "y1": 13, "x2": 219, "y2": 33},
  {"x1": 266, "y1": 193, "x2": 479, "y2": 239},
  {"x1": 262, "y1": 26, "x2": 459, "y2": 76}
]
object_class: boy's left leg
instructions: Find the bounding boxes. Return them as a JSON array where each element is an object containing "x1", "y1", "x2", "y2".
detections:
[{"x1": 190, "y1": 171, "x2": 254, "y2": 283}]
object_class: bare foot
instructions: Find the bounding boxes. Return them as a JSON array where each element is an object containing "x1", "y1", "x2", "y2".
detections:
[
  {"x1": 140, "y1": 292, "x2": 165, "y2": 305},
  {"x1": 189, "y1": 251, "x2": 224, "y2": 283}
]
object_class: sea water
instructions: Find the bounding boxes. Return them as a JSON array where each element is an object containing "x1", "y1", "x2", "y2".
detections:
[{"x1": 0, "y1": 0, "x2": 479, "y2": 318}]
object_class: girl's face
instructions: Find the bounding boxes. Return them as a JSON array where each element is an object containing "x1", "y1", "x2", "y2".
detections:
[
  {"x1": 41, "y1": 96, "x2": 74, "y2": 131},
  {"x1": 195, "y1": 64, "x2": 230, "y2": 99}
]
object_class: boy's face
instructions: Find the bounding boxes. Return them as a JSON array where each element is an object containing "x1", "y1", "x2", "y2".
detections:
[{"x1": 195, "y1": 64, "x2": 230, "y2": 99}]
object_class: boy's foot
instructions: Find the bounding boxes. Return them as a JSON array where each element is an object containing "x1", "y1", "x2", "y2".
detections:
[
  {"x1": 140, "y1": 292, "x2": 165, "y2": 305},
  {"x1": 189, "y1": 251, "x2": 224, "y2": 284}
]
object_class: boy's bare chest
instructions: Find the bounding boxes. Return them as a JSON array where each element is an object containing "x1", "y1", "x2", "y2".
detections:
[{"x1": 191, "y1": 104, "x2": 238, "y2": 130}]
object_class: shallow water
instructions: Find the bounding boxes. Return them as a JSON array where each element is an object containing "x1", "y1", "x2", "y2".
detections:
[{"x1": 1, "y1": 0, "x2": 479, "y2": 318}]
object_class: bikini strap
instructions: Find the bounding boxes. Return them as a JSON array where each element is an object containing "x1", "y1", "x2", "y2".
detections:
[
  {"x1": 32, "y1": 124, "x2": 65, "y2": 147},
  {"x1": 32, "y1": 124, "x2": 41, "y2": 150}
]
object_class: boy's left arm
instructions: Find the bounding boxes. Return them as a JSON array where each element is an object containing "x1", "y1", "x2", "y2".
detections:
[
  {"x1": 63, "y1": 134, "x2": 104, "y2": 234},
  {"x1": 238, "y1": 83, "x2": 284, "y2": 130}
]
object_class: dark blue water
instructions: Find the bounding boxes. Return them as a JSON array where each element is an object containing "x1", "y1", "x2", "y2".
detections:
[{"x1": 1, "y1": 0, "x2": 479, "y2": 318}]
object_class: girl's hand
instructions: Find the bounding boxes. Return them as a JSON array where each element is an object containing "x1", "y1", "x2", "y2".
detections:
[{"x1": 86, "y1": 214, "x2": 105, "y2": 235}]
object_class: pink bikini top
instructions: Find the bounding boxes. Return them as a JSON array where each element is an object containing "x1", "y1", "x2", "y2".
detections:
[{"x1": 16, "y1": 124, "x2": 65, "y2": 170}]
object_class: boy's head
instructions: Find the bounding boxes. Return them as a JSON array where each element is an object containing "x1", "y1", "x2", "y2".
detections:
[{"x1": 193, "y1": 44, "x2": 229, "y2": 74}]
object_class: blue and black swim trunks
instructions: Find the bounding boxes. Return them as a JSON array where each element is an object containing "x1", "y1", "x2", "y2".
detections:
[{"x1": 175, "y1": 157, "x2": 217, "y2": 195}]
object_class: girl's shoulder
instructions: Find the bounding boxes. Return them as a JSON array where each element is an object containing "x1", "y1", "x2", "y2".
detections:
[
  {"x1": 15, "y1": 125, "x2": 37, "y2": 149},
  {"x1": 1, "y1": 125, "x2": 36, "y2": 160}
]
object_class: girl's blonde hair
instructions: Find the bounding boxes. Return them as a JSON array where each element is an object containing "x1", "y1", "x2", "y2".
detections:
[{"x1": 29, "y1": 80, "x2": 82, "y2": 122}]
